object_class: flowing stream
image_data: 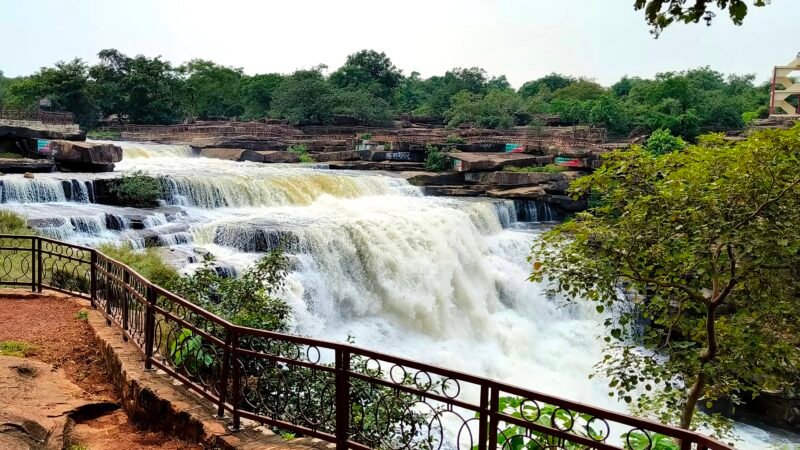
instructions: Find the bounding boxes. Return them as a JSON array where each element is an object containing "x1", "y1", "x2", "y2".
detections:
[{"x1": 0, "y1": 141, "x2": 793, "y2": 448}]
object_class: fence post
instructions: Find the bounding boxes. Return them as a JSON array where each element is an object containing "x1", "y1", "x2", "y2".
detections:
[
  {"x1": 335, "y1": 348, "x2": 351, "y2": 450},
  {"x1": 105, "y1": 261, "x2": 112, "y2": 325},
  {"x1": 30, "y1": 237, "x2": 37, "y2": 292},
  {"x1": 216, "y1": 327, "x2": 232, "y2": 419},
  {"x1": 90, "y1": 250, "x2": 97, "y2": 308},
  {"x1": 122, "y1": 270, "x2": 129, "y2": 340},
  {"x1": 143, "y1": 284, "x2": 156, "y2": 370},
  {"x1": 230, "y1": 330, "x2": 241, "y2": 430},
  {"x1": 478, "y1": 383, "x2": 489, "y2": 450},
  {"x1": 487, "y1": 385, "x2": 499, "y2": 450}
]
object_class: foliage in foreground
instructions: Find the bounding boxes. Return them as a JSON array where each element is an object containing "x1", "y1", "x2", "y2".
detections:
[
  {"x1": 530, "y1": 125, "x2": 800, "y2": 434},
  {"x1": 110, "y1": 170, "x2": 164, "y2": 208},
  {"x1": 0, "y1": 341, "x2": 35, "y2": 357}
]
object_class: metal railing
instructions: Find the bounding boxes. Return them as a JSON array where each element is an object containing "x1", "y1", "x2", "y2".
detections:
[
  {"x1": 0, "y1": 234, "x2": 731, "y2": 450},
  {"x1": 0, "y1": 108, "x2": 75, "y2": 125}
]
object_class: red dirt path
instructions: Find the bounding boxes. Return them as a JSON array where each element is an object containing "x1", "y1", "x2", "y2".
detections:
[{"x1": 0, "y1": 290, "x2": 201, "y2": 450}]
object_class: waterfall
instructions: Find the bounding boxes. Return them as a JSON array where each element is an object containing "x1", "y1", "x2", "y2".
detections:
[
  {"x1": 0, "y1": 178, "x2": 68, "y2": 203},
  {"x1": 513, "y1": 199, "x2": 558, "y2": 222}
]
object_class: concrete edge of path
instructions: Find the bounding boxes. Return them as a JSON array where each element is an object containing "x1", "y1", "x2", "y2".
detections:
[{"x1": 87, "y1": 309, "x2": 332, "y2": 450}]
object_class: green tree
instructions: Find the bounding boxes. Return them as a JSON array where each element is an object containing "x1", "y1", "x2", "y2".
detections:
[
  {"x1": 329, "y1": 49, "x2": 403, "y2": 101},
  {"x1": 334, "y1": 88, "x2": 392, "y2": 126},
  {"x1": 90, "y1": 49, "x2": 183, "y2": 124},
  {"x1": 240, "y1": 73, "x2": 284, "y2": 120},
  {"x1": 530, "y1": 125, "x2": 800, "y2": 433},
  {"x1": 180, "y1": 59, "x2": 245, "y2": 119},
  {"x1": 270, "y1": 68, "x2": 336, "y2": 125},
  {"x1": 518, "y1": 73, "x2": 576, "y2": 98},
  {"x1": 7, "y1": 59, "x2": 98, "y2": 127},
  {"x1": 634, "y1": 0, "x2": 770, "y2": 35},
  {"x1": 445, "y1": 89, "x2": 525, "y2": 129}
]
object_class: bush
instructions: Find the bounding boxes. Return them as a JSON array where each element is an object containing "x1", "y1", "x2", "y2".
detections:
[
  {"x1": 287, "y1": 144, "x2": 314, "y2": 163},
  {"x1": 359, "y1": 133, "x2": 372, "y2": 141},
  {"x1": 445, "y1": 134, "x2": 466, "y2": 144},
  {"x1": 505, "y1": 164, "x2": 568, "y2": 174},
  {"x1": 51, "y1": 267, "x2": 91, "y2": 293},
  {"x1": 644, "y1": 128, "x2": 686, "y2": 156},
  {"x1": 0, "y1": 211, "x2": 32, "y2": 234},
  {"x1": 110, "y1": 170, "x2": 164, "y2": 207},
  {"x1": 423, "y1": 144, "x2": 450, "y2": 172},
  {"x1": 98, "y1": 243, "x2": 180, "y2": 289}
]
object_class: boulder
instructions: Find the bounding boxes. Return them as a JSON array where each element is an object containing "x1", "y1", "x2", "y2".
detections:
[
  {"x1": 423, "y1": 185, "x2": 488, "y2": 196},
  {"x1": 0, "y1": 158, "x2": 55, "y2": 173},
  {"x1": 199, "y1": 148, "x2": 246, "y2": 161},
  {"x1": 51, "y1": 140, "x2": 122, "y2": 171}
]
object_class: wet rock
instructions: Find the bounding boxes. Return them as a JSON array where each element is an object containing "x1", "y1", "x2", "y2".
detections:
[
  {"x1": 51, "y1": 140, "x2": 122, "y2": 172},
  {"x1": 240, "y1": 150, "x2": 299, "y2": 163},
  {"x1": 23, "y1": 172, "x2": 34, "y2": 179},
  {"x1": 423, "y1": 185, "x2": 488, "y2": 196},
  {"x1": 403, "y1": 171, "x2": 465, "y2": 186},
  {"x1": 486, "y1": 186, "x2": 547, "y2": 199},
  {"x1": 0, "y1": 159, "x2": 55, "y2": 173}
]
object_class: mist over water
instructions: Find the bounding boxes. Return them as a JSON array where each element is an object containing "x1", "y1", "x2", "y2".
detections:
[{"x1": 0, "y1": 141, "x2": 790, "y2": 448}]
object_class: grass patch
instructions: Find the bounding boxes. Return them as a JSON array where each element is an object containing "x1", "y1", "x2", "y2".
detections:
[
  {"x1": 0, "y1": 341, "x2": 35, "y2": 357},
  {"x1": 98, "y1": 244, "x2": 180, "y2": 289},
  {"x1": 504, "y1": 164, "x2": 569, "y2": 174},
  {"x1": 287, "y1": 144, "x2": 314, "y2": 163},
  {"x1": 0, "y1": 211, "x2": 33, "y2": 234},
  {"x1": 75, "y1": 309, "x2": 89, "y2": 322},
  {"x1": 0, "y1": 151, "x2": 25, "y2": 159},
  {"x1": 86, "y1": 130, "x2": 121, "y2": 140}
]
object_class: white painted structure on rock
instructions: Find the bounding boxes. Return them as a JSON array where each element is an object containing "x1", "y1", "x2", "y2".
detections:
[{"x1": 770, "y1": 53, "x2": 800, "y2": 116}]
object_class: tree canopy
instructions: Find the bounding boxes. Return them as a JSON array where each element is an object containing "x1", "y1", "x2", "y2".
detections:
[
  {"x1": 0, "y1": 49, "x2": 771, "y2": 134},
  {"x1": 530, "y1": 125, "x2": 800, "y2": 434},
  {"x1": 634, "y1": 0, "x2": 771, "y2": 35}
]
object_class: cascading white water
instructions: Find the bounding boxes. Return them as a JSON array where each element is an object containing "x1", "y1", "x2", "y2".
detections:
[{"x1": 0, "y1": 141, "x2": 790, "y2": 448}]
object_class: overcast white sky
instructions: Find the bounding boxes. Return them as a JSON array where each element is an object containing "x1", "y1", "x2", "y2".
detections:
[{"x1": 1, "y1": 0, "x2": 798, "y2": 87}]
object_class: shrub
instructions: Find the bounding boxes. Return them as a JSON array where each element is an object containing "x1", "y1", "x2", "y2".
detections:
[
  {"x1": 359, "y1": 133, "x2": 372, "y2": 141},
  {"x1": 287, "y1": 144, "x2": 314, "y2": 163},
  {"x1": 644, "y1": 128, "x2": 686, "y2": 156},
  {"x1": 423, "y1": 144, "x2": 450, "y2": 172},
  {"x1": 50, "y1": 268, "x2": 91, "y2": 293},
  {"x1": 98, "y1": 243, "x2": 180, "y2": 289},
  {"x1": 110, "y1": 170, "x2": 164, "y2": 207},
  {"x1": 445, "y1": 134, "x2": 466, "y2": 144},
  {"x1": 0, "y1": 211, "x2": 32, "y2": 234},
  {"x1": 504, "y1": 164, "x2": 568, "y2": 174}
]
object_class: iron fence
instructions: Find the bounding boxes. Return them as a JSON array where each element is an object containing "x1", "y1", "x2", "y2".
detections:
[
  {"x1": 0, "y1": 234, "x2": 731, "y2": 450},
  {"x1": 0, "y1": 108, "x2": 75, "y2": 125}
]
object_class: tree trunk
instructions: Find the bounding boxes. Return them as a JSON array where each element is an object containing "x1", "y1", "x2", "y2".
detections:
[{"x1": 679, "y1": 303, "x2": 718, "y2": 430}]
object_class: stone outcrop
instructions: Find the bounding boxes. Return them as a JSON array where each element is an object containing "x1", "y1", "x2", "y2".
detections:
[
  {"x1": 0, "y1": 122, "x2": 84, "y2": 141},
  {"x1": 200, "y1": 148, "x2": 300, "y2": 163},
  {"x1": 0, "y1": 158, "x2": 55, "y2": 173},
  {"x1": 447, "y1": 152, "x2": 552, "y2": 172},
  {"x1": 51, "y1": 140, "x2": 122, "y2": 172},
  {"x1": 312, "y1": 150, "x2": 361, "y2": 162},
  {"x1": 358, "y1": 150, "x2": 426, "y2": 162},
  {"x1": 403, "y1": 171, "x2": 466, "y2": 186},
  {"x1": 465, "y1": 171, "x2": 566, "y2": 186}
]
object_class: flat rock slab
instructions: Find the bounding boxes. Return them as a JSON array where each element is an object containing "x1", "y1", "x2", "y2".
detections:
[
  {"x1": 446, "y1": 152, "x2": 551, "y2": 172},
  {"x1": 200, "y1": 148, "x2": 300, "y2": 163},
  {"x1": 0, "y1": 356, "x2": 93, "y2": 449},
  {"x1": 0, "y1": 158, "x2": 55, "y2": 173}
]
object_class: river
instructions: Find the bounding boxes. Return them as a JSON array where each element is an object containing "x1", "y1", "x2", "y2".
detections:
[{"x1": 0, "y1": 141, "x2": 794, "y2": 449}]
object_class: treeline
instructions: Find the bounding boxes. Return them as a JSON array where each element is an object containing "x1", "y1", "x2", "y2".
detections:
[{"x1": 0, "y1": 49, "x2": 770, "y2": 139}]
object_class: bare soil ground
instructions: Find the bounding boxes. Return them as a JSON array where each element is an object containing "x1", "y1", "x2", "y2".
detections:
[{"x1": 0, "y1": 290, "x2": 202, "y2": 450}]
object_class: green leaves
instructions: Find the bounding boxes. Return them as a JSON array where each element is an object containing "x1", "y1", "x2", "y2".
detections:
[{"x1": 531, "y1": 124, "x2": 800, "y2": 433}]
